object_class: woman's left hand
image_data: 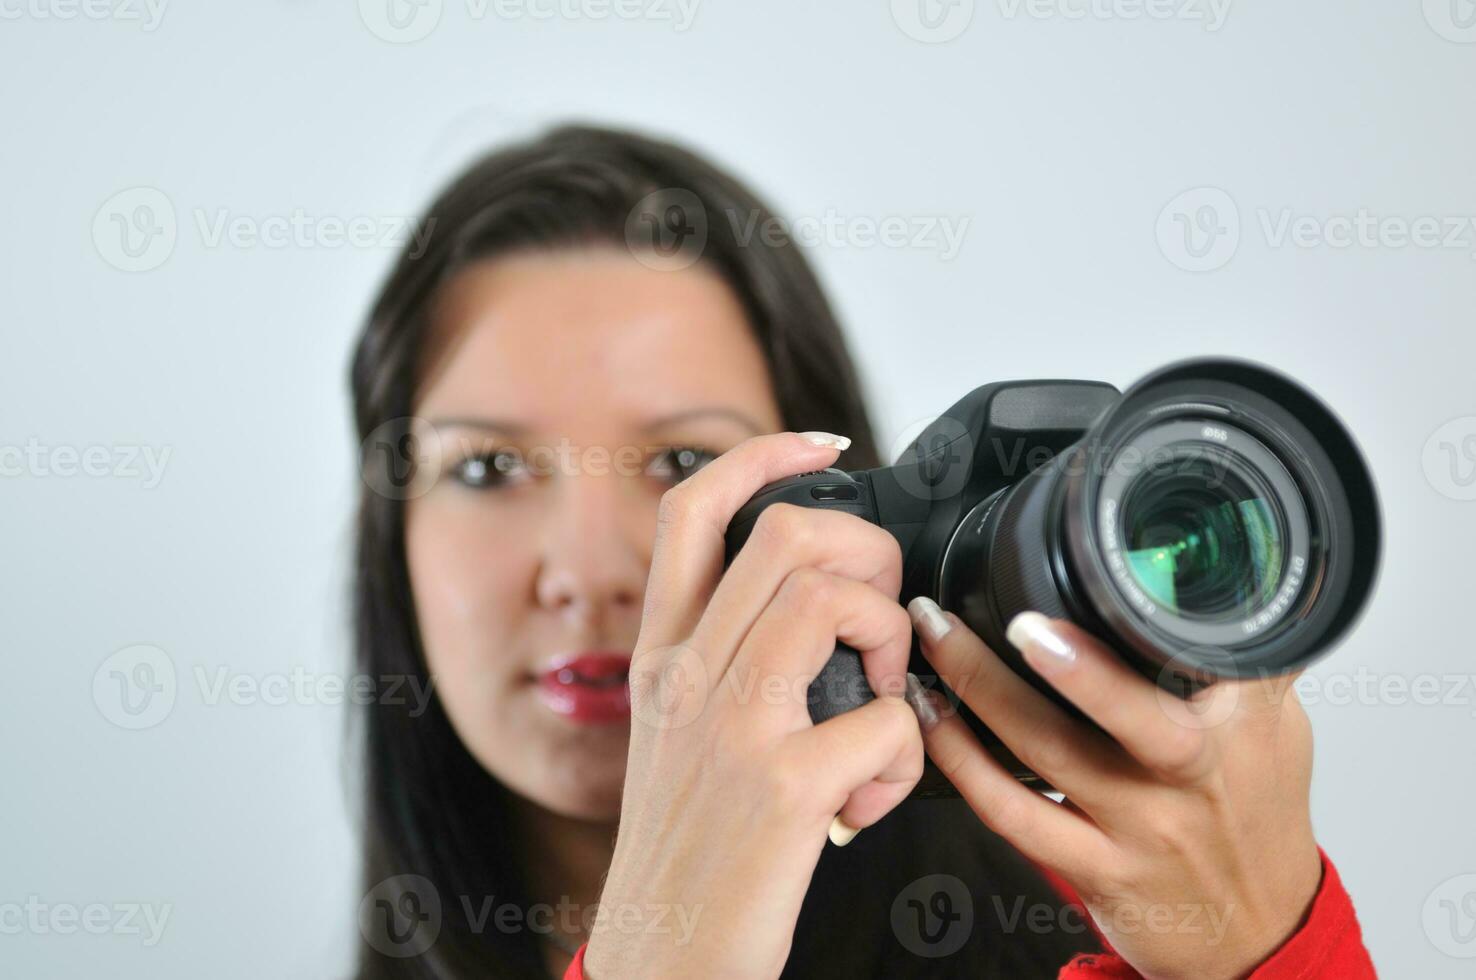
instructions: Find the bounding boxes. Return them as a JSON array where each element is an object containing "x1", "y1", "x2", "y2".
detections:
[{"x1": 906, "y1": 598, "x2": 1323, "y2": 980}]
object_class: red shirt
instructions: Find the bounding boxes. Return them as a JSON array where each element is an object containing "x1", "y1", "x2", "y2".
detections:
[{"x1": 562, "y1": 848, "x2": 1374, "y2": 979}]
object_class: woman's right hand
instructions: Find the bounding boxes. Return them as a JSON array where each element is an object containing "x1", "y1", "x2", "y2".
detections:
[{"x1": 582, "y1": 432, "x2": 926, "y2": 980}]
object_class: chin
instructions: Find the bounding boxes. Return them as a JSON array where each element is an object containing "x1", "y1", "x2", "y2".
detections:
[
  {"x1": 548, "y1": 784, "x2": 624, "y2": 822},
  {"x1": 502, "y1": 728, "x2": 630, "y2": 822},
  {"x1": 540, "y1": 758, "x2": 627, "y2": 821}
]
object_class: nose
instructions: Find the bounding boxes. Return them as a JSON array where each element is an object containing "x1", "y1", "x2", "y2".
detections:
[{"x1": 533, "y1": 473, "x2": 648, "y2": 630}]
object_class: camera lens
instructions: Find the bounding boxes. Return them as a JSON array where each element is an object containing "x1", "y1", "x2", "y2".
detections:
[
  {"x1": 1119, "y1": 450, "x2": 1285, "y2": 620},
  {"x1": 938, "y1": 358, "x2": 1380, "y2": 685}
]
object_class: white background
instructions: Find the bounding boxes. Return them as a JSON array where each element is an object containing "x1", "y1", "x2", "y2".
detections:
[{"x1": 2, "y1": 1, "x2": 1474, "y2": 976}]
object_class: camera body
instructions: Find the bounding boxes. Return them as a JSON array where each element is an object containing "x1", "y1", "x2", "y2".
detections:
[{"x1": 722, "y1": 358, "x2": 1380, "y2": 792}]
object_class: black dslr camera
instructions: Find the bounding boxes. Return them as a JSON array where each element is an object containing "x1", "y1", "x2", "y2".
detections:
[{"x1": 722, "y1": 358, "x2": 1381, "y2": 791}]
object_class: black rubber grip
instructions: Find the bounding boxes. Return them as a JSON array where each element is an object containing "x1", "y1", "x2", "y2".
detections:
[{"x1": 807, "y1": 642, "x2": 875, "y2": 724}]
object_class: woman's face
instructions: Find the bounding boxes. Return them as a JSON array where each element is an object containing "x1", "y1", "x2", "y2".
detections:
[{"x1": 406, "y1": 246, "x2": 784, "y2": 820}]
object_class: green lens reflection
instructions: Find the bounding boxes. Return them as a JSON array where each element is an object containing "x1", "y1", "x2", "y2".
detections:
[{"x1": 1122, "y1": 458, "x2": 1283, "y2": 618}]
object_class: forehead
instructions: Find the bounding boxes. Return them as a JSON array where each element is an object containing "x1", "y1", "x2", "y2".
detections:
[{"x1": 417, "y1": 247, "x2": 782, "y2": 434}]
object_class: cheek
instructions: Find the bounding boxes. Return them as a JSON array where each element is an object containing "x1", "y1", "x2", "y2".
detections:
[{"x1": 405, "y1": 500, "x2": 531, "y2": 689}]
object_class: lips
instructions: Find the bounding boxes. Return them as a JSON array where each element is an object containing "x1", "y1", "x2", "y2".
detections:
[{"x1": 536, "y1": 652, "x2": 632, "y2": 724}]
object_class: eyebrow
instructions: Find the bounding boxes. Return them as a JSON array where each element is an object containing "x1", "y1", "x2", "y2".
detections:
[{"x1": 427, "y1": 406, "x2": 766, "y2": 437}]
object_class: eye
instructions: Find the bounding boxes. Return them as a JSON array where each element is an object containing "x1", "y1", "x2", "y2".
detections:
[
  {"x1": 646, "y1": 446, "x2": 717, "y2": 483},
  {"x1": 448, "y1": 448, "x2": 527, "y2": 490}
]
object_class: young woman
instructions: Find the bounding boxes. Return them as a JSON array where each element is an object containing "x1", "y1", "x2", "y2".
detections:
[{"x1": 350, "y1": 125, "x2": 1374, "y2": 978}]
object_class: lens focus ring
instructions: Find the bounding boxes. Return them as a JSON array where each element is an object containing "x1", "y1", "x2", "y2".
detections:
[{"x1": 944, "y1": 459, "x2": 1073, "y2": 650}]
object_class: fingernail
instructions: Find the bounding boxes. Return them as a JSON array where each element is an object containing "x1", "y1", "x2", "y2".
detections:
[
  {"x1": 904, "y1": 672, "x2": 942, "y2": 733},
  {"x1": 1007, "y1": 611, "x2": 1076, "y2": 667},
  {"x1": 799, "y1": 431, "x2": 851, "y2": 451},
  {"x1": 907, "y1": 596, "x2": 952, "y2": 643},
  {"x1": 828, "y1": 815, "x2": 860, "y2": 847}
]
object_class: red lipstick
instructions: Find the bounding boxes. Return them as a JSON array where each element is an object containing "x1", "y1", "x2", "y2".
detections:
[{"x1": 536, "y1": 652, "x2": 632, "y2": 724}]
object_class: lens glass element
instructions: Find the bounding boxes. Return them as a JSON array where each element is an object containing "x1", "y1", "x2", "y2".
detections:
[{"x1": 1121, "y1": 453, "x2": 1285, "y2": 619}]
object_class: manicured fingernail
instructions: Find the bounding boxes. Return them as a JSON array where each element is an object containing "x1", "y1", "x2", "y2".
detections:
[
  {"x1": 1007, "y1": 611, "x2": 1076, "y2": 667},
  {"x1": 799, "y1": 431, "x2": 851, "y2": 450},
  {"x1": 828, "y1": 815, "x2": 860, "y2": 847},
  {"x1": 907, "y1": 596, "x2": 952, "y2": 643},
  {"x1": 904, "y1": 672, "x2": 942, "y2": 733}
]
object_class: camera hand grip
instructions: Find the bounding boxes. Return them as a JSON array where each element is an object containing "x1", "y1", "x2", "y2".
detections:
[
  {"x1": 724, "y1": 469, "x2": 881, "y2": 725},
  {"x1": 808, "y1": 642, "x2": 875, "y2": 724}
]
